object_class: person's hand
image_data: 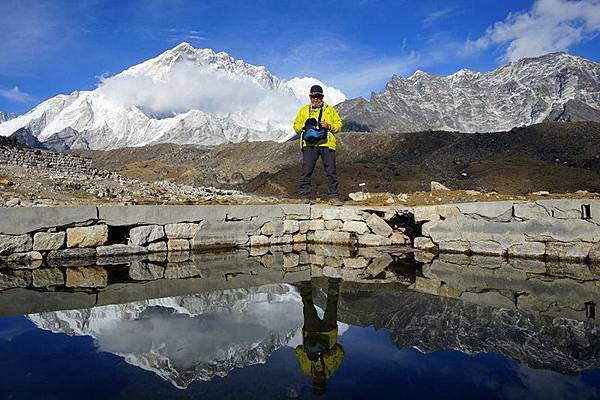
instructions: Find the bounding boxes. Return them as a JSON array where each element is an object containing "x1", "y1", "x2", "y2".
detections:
[{"x1": 320, "y1": 120, "x2": 331, "y2": 129}]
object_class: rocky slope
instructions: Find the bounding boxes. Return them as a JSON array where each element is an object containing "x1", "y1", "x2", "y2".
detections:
[
  {"x1": 0, "y1": 43, "x2": 343, "y2": 150},
  {"x1": 27, "y1": 284, "x2": 304, "y2": 389},
  {"x1": 337, "y1": 52, "x2": 600, "y2": 133},
  {"x1": 72, "y1": 121, "x2": 600, "y2": 197}
]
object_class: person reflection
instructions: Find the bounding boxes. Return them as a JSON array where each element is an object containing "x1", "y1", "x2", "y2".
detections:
[{"x1": 295, "y1": 278, "x2": 345, "y2": 396}]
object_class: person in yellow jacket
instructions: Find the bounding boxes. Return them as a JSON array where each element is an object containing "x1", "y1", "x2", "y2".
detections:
[
  {"x1": 293, "y1": 85, "x2": 343, "y2": 205},
  {"x1": 295, "y1": 278, "x2": 344, "y2": 395}
]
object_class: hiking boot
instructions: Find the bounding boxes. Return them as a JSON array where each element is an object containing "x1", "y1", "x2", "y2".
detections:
[{"x1": 328, "y1": 198, "x2": 344, "y2": 206}]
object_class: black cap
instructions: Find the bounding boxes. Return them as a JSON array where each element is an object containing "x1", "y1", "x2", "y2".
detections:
[{"x1": 309, "y1": 85, "x2": 324, "y2": 96}]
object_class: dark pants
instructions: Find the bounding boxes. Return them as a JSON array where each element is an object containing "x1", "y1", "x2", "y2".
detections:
[
  {"x1": 300, "y1": 278, "x2": 340, "y2": 333},
  {"x1": 299, "y1": 146, "x2": 339, "y2": 199}
]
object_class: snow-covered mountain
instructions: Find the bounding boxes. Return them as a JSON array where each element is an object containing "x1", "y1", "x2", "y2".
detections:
[
  {"x1": 337, "y1": 52, "x2": 600, "y2": 133},
  {"x1": 28, "y1": 284, "x2": 304, "y2": 389},
  {"x1": 0, "y1": 43, "x2": 344, "y2": 150},
  {"x1": 284, "y1": 77, "x2": 347, "y2": 106},
  {"x1": 0, "y1": 111, "x2": 17, "y2": 123}
]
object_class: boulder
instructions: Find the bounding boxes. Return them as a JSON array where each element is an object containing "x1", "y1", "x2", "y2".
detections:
[
  {"x1": 148, "y1": 241, "x2": 167, "y2": 253},
  {"x1": 431, "y1": 181, "x2": 450, "y2": 191},
  {"x1": 414, "y1": 237, "x2": 437, "y2": 252},
  {"x1": 0, "y1": 234, "x2": 32, "y2": 255},
  {"x1": 366, "y1": 214, "x2": 393, "y2": 237},
  {"x1": 67, "y1": 225, "x2": 108, "y2": 248},
  {"x1": 390, "y1": 231, "x2": 410, "y2": 245},
  {"x1": 33, "y1": 232, "x2": 65, "y2": 251},
  {"x1": 0, "y1": 270, "x2": 32, "y2": 290},
  {"x1": 128, "y1": 225, "x2": 165, "y2": 246}
]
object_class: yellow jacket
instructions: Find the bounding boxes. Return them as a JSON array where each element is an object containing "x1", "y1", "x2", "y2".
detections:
[
  {"x1": 293, "y1": 102, "x2": 343, "y2": 150},
  {"x1": 295, "y1": 329, "x2": 345, "y2": 379}
]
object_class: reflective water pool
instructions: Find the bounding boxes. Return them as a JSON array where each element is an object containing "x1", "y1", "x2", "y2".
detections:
[{"x1": 1, "y1": 247, "x2": 600, "y2": 399}]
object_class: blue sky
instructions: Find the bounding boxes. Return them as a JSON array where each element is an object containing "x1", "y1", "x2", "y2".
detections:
[{"x1": 1, "y1": 0, "x2": 599, "y2": 114}]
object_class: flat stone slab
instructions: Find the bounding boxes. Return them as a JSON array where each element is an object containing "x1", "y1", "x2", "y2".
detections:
[{"x1": 0, "y1": 206, "x2": 97, "y2": 234}]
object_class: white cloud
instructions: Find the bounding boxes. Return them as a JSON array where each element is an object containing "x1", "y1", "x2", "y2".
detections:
[
  {"x1": 424, "y1": 7, "x2": 457, "y2": 24},
  {"x1": 468, "y1": 0, "x2": 600, "y2": 61},
  {"x1": 96, "y1": 61, "x2": 302, "y2": 125},
  {"x1": 0, "y1": 86, "x2": 33, "y2": 103},
  {"x1": 284, "y1": 77, "x2": 347, "y2": 106}
]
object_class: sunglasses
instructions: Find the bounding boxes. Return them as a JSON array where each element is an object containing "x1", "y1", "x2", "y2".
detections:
[{"x1": 309, "y1": 94, "x2": 323, "y2": 99}]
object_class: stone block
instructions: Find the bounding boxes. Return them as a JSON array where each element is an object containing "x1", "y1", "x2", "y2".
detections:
[
  {"x1": 342, "y1": 221, "x2": 369, "y2": 234},
  {"x1": 390, "y1": 231, "x2": 410, "y2": 245},
  {"x1": 66, "y1": 266, "x2": 107, "y2": 288},
  {"x1": 508, "y1": 242, "x2": 546, "y2": 259},
  {"x1": 455, "y1": 201, "x2": 514, "y2": 220},
  {"x1": 0, "y1": 234, "x2": 32, "y2": 255},
  {"x1": 129, "y1": 262, "x2": 164, "y2": 281},
  {"x1": 97, "y1": 244, "x2": 148, "y2": 257},
  {"x1": 129, "y1": 225, "x2": 165, "y2": 246},
  {"x1": 509, "y1": 258, "x2": 546, "y2": 273},
  {"x1": 438, "y1": 241, "x2": 470, "y2": 254},
  {"x1": 308, "y1": 219, "x2": 325, "y2": 231},
  {"x1": 413, "y1": 250, "x2": 435, "y2": 263},
  {"x1": 590, "y1": 243, "x2": 600, "y2": 263},
  {"x1": 325, "y1": 256, "x2": 343, "y2": 268},
  {"x1": 250, "y1": 235, "x2": 270, "y2": 247},
  {"x1": 414, "y1": 276, "x2": 442, "y2": 295},
  {"x1": 32, "y1": 268, "x2": 64, "y2": 287},
  {"x1": 249, "y1": 246, "x2": 270, "y2": 256},
  {"x1": 271, "y1": 234, "x2": 293, "y2": 245},
  {"x1": 2, "y1": 251, "x2": 43, "y2": 269},
  {"x1": 0, "y1": 270, "x2": 31, "y2": 290},
  {"x1": 260, "y1": 220, "x2": 285, "y2": 236},
  {"x1": 283, "y1": 220, "x2": 300, "y2": 234},
  {"x1": 309, "y1": 254, "x2": 325, "y2": 266},
  {"x1": 322, "y1": 207, "x2": 365, "y2": 222},
  {"x1": 33, "y1": 232, "x2": 65, "y2": 251},
  {"x1": 167, "y1": 251, "x2": 190, "y2": 263},
  {"x1": 343, "y1": 257, "x2": 369, "y2": 269},
  {"x1": 414, "y1": 237, "x2": 437, "y2": 252},
  {"x1": 364, "y1": 254, "x2": 393, "y2": 278},
  {"x1": 513, "y1": 203, "x2": 551, "y2": 220},
  {"x1": 280, "y1": 204, "x2": 311, "y2": 220},
  {"x1": 325, "y1": 220, "x2": 343, "y2": 231},
  {"x1": 293, "y1": 233, "x2": 307, "y2": 243},
  {"x1": 164, "y1": 223, "x2": 199, "y2": 239},
  {"x1": 168, "y1": 239, "x2": 190, "y2": 252},
  {"x1": 0, "y1": 206, "x2": 97, "y2": 234},
  {"x1": 67, "y1": 225, "x2": 108, "y2": 248},
  {"x1": 148, "y1": 251, "x2": 167, "y2": 263},
  {"x1": 546, "y1": 242, "x2": 592, "y2": 261},
  {"x1": 164, "y1": 262, "x2": 201, "y2": 279},
  {"x1": 283, "y1": 253, "x2": 300, "y2": 269},
  {"x1": 366, "y1": 213, "x2": 393, "y2": 237},
  {"x1": 357, "y1": 234, "x2": 392, "y2": 246},
  {"x1": 46, "y1": 248, "x2": 97, "y2": 267},
  {"x1": 298, "y1": 221, "x2": 310, "y2": 234},
  {"x1": 308, "y1": 244, "x2": 353, "y2": 257},
  {"x1": 260, "y1": 254, "x2": 275, "y2": 269},
  {"x1": 307, "y1": 230, "x2": 352, "y2": 245},
  {"x1": 469, "y1": 241, "x2": 506, "y2": 256},
  {"x1": 192, "y1": 219, "x2": 255, "y2": 248},
  {"x1": 148, "y1": 241, "x2": 167, "y2": 253},
  {"x1": 545, "y1": 262, "x2": 594, "y2": 280}
]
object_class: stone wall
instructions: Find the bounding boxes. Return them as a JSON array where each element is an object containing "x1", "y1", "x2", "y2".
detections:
[
  {"x1": 0, "y1": 146, "x2": 92, "y2": 173},
  {"x1": 413, "y1": 199, "x2": 600, "y2": 263},
  {"x1": 1, "y1": 201, "x2": 599, "y2": 267}
]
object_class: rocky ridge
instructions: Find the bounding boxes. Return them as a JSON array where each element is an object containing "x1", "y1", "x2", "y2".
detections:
[{"x1": 337, "y1": 52, "x2": 600, "y2": 133}]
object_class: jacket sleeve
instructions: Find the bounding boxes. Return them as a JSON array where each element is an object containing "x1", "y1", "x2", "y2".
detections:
[
  {"x1": 293, "y1": 107, "x2": 306, "y2": 135},
  {"x1": 327, "y1": 106, "x2": 343, "y2": 134}
]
